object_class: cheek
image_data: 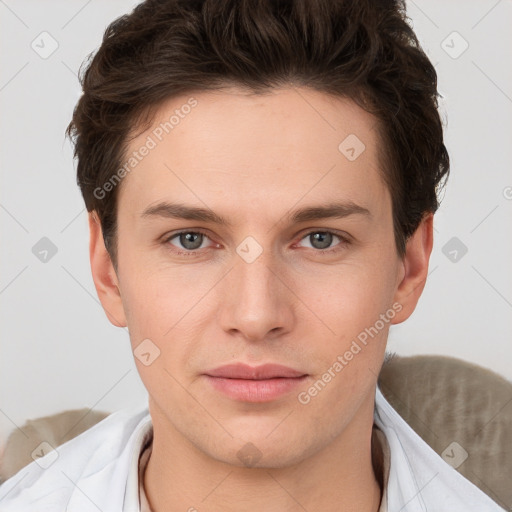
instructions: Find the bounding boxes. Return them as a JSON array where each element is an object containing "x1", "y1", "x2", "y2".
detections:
[
  {"x1": 306, "y1": 258, "x2": 398, "y2": 337},
  {"x1": 116, "y1": 240, "x2": 195, "y2": 331},
  {"x1": 116, "y1": 254, "x2": 221, "y2": 379},
  {"x1": 293, "y1": 266, "x2": 395, "y2": 422},
  {"x1": 293, "y1": 250, "x2": 399, "y2": 392}
]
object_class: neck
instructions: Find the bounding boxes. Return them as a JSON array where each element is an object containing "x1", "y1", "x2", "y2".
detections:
[{"x1": 144, "y1": 392, "x2": 382, "y2": 512}]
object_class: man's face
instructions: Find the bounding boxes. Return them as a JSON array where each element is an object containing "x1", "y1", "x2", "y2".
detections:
[{"x1": 97, "y1": 87, "x2": 412, "y2": 467}]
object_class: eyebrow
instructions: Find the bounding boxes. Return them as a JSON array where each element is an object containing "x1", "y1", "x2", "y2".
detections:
[{"x1": 140, "y1": 200, "x2": 371, "y2": 226}]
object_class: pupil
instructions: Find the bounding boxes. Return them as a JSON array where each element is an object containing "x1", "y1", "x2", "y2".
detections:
[
  {"x1": 312, "y1": 232, "x2": 331, "y2": 249},
  {"x1": 182, "y1": 232, "x2": 201, "y2": 249}
]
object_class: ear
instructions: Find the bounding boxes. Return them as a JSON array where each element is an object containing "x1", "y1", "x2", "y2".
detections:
[
  {"x1": 88, "y1": 211, "x2": 127, "y2": 328},
  {"x1": 391, "y1": 213, "x2": 434, "y2": 324}
]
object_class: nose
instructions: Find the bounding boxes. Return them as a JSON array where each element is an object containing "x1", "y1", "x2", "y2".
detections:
[{"x1": 218, "y1": 248, "x2": 295, "y2": 343}]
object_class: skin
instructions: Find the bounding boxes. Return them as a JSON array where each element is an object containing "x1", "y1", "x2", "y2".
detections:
[{"x1": 89, "y1": 86, "x2": 433, "y2": 512}]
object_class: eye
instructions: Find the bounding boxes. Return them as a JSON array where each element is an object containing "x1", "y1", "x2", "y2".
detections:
[
  {"x1": 296, "y1": 230, "x2": 349, "y2": 253},
  {"x1": 164, "y1": 230, "x2": 215, "y2": 254},
  {"x1": 163, "y1": 229, "x2": 350, "y2": 257}
]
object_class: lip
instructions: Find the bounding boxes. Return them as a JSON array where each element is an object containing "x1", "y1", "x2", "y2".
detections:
[
  {"x1": 203, "y1": 363, "x2": 308, "y2": 402},
  {"x1": 205, "y1": 363, "x2": 306, "y2": 379}
]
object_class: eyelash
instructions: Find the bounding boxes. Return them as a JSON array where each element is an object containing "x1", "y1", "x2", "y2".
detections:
[{"x1": 162, "y1": 229, "x2": 351, "y2": 257}]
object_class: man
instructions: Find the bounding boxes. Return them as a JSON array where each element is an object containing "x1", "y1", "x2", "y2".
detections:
[{"x1": 0, "y1": 0, "x2": 505, "y2": 510}]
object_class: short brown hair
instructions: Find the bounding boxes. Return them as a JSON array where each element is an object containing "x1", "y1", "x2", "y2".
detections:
[{"x1": 67, "y1": 0, "x2": 449, "y2": 268}]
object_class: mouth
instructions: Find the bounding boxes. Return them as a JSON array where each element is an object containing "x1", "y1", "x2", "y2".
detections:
[{"x1": 203, "y1": 363, "x2": 308, "y2": 402}]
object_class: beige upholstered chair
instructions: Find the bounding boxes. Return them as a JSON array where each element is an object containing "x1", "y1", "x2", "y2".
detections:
[{"x1": 377, "y1": 354, "x2": 512, "y2": 509}]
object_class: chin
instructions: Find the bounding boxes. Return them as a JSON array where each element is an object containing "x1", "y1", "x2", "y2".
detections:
[
  {"x1": 215, "y1": 441, "x2": 305, "y2": 470},
  {"x1": 221, "y1": 428, "x2": 315, "y2": 469}
]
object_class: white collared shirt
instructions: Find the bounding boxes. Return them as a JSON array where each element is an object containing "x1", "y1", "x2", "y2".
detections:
[{"x1": 0, "y1": 387, "x2": 505, "y2": 511}]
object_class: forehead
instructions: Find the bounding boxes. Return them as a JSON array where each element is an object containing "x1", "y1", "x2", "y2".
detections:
[{"x1": 117, "y1": 87, "x2": 388, "y2": 220}]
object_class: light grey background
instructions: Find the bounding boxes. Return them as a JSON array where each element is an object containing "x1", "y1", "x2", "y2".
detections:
[{"x1": 1, "y1": 0, "x2": 511, "y2": 443}]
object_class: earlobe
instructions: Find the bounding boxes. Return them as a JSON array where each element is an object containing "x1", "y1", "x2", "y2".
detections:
[
  {"x1": 88, "y1": 211, "x2": 127, "y2": 328},
  {"x1": 391, "y1": 213, "x2": 434, "y2": 325}
]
